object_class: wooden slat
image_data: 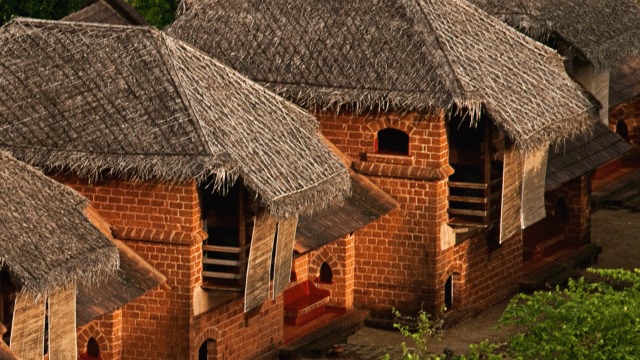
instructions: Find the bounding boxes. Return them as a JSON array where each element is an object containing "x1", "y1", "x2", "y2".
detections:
[
  {"x1": 244, "y1": 212, "x2": 277, "y2": 312},
  {"x1": 448, "y1": 208, "x2": 488, "y2": 216},
  {"x1": 49, "y1": 286, "x2": 77, "y2": 360},
  {"x1": 201, "y1": 282, "x2": 243, "y2": 292},
  {"x1": 521, "y1": 145, "x2": 549, "y2": 228},
  {"x1": 10, "y1": 292, "x2": 45, "y2": 360},
  {"x1": 448, "y1": 195, "x2": 487, "y2": 203},
  {"x1": 202, "y1": 245, "x2": 242, "y2": 253},
  {"x1": 448, "y1": 218, "x2": 491, "y2": 228},
  {"x1": 202, "y1": 258, "x2": 242, "y2": 266},
  {"x1": 500, "y1": 149, "x2": 523, "y2": 243},
  {"x1": 203, "y1": 271, "x2": 242, "y2": 279},
  {"x1": 448, "y1": 181, "x2": 487, "y2": 190},
  {"x1": 273, "y1": 217, "x2": 298, "y2": 299}
]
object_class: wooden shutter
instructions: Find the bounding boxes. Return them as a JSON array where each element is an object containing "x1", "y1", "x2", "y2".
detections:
[
  {"x1": 244, "y1": 212, "x2": 277, "y2": 312},
  {"x1": 500, "y1": 149, "x2": 523, "y2": 243},
  {"x1": 11, "y1": 292, "x2": 46, "y2": 360},
  {"x1": 521, "y1": 145, "x2": 549, "y2": 228},
  {"x1": 49, "y1": 286, "x2": 77, "y2": 360},
  {"x1": 272, "y1": 217, "x2": 298, "y2": 299}
]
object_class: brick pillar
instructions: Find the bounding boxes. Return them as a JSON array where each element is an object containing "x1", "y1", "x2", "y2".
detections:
[
  {"x1": 76, "y1": 309, "x2": 122, "y2": 360},
  {"x1": 565, "y1": 174, "x2": 592, "y2": 245}
]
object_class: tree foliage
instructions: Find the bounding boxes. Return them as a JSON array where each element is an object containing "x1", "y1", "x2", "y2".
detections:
[
  {"x1": 499, "y1": 268, "x2": 640, "y2": 360},
  {"x1": 388, "y1": 269, "x2": 640, "y2": 360},
  {"x1": 0, "y1": 0, "x2": 85, "y2": 26},
  {"x1": 123, "y1": 0, "x2": 177, "y2": 29}
]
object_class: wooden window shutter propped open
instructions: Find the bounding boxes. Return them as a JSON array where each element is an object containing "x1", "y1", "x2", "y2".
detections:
[
  {"x1": 10, "y1": 292, "x2": 46, "y2": 359},
  {"x1": 521, "y1": 145, "x2": 549, "y2": 229},
  {"x1": 244, "y1": 212, "x2": 278, "y2": 312},
  {"x1": 500, "y1": 149, "x2": 523, "y2": 244},
  {"x1": 272, "y1": 217, "x2": 298, "y2": 299},
  {"x1": 48, "y1": 286, "x2": 77, "y2": 359}
]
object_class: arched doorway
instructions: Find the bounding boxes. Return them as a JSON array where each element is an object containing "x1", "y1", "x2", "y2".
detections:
[
  {"x1": 198, "y1": 339, "x2": 216, "y2": 360},
  {"x1": 319, "y1": 262, "x2": 333, "y2": 284}
]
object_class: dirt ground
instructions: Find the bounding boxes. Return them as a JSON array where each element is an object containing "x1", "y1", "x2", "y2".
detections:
[{"x1": 299, "y1": 207, "x2": 640, "y2": 359}]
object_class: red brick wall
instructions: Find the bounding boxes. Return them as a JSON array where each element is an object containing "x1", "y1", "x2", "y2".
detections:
[
  {"x1": 52, "y1": 175, "x2": 284, "y2": 360},
  {"x1": 77, "y1": 310, "x2": 122, "y2": 360},
  {"x1": 546, "y1": 174, "x2": 592, "y2": 246},
  {"x1": 610, "y1": 95, "x2": 640, "y2": 144},
  {"x1": 293, "y1": 235, "x2": 355, "y2": 309},
  {"x1": 317, "y1": 111, "x2": 450, "y2": 315},
  {"x1": 435, "y1": 231, "x2": 523, "y2": 316},
  {"x1": 317, "y1": 110, "x2": 523, "y2": 319},
  {"x1": 190, "y1": 292, "x2": 283, "y2": 359},
  {"x1": 52, "y1": 176, "x2": 204, "y2": 245}
]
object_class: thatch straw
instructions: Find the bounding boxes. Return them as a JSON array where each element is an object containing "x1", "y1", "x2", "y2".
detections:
[
  {"x1": 0, "y1": 151, "x2": 119, "y2": 295},
  {"x1": 167, "y1": 0, "x2": 599, "y2": 152},
  {"x1": 469, "y1": 0, "x2": 640, "y2": 72},
  {"x1": 0, "y1": 18, "x2": 350, "y2": 217}
]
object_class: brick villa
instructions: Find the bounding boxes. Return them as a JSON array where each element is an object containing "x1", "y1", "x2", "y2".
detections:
[{"x1": 0, "y1": 17, "x2": 351, "y2": 359}]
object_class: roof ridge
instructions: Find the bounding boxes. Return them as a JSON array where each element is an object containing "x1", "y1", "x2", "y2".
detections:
[
  {"x1": 409, "y1": 0, "x2": 468, "y2": 101},
  {"x1": 155, "y1": 32, "x2": 216, "y2": 157}
]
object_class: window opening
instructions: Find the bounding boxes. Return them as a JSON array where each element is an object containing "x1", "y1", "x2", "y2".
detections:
[
  {"x1": 80, "y1": 337, "x2": 100, "y2": 360},
  {"x1": 199, "y1": 181, "x2": 255, "y2": 291},
  {"x1": 447, "y1": 107, "x2": 503, "y2": 247},
  {"x1": 198, "y1": 339, "x2": 216, "y2": 360},
  {"x1": 616, "y1": 120, "x2": 629, "y2": 141},
  {"x1": 376, "y1": 128, "x2": 409, "y2": 155},
  {"x1": 318, "y1": 262, "x2": 333, "y2": 284},
  {"x1": 552, "y1": 198, "x2": 569, "y2": 223},
  {"x1": 270, "y1": 225, "x2": 279, "y2": 281},
  {"x1": 444, "y1": 275, "x2": 453, "y2": 310}
]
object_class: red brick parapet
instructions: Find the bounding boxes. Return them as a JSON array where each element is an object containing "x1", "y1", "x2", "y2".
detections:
[{"x1": 352, "y1": 161, "x2": 454, "y2": 181}]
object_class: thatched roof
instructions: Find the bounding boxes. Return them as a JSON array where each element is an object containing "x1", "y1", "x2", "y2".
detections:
[
  {"x1": 0, "y1": 18, "x2": 349, "y2": 217},
  {"x1": 0, "y1": 151, "x2": 119, "y2": 295},
  {"x1": 167, "y1": 0, "x2": 598, "y2": 152},
  {"x1": 468, "y1": 0, "x2": 640, "y2": 72},
  {"x1": 62, "y1": 0, "x2": 149, "y2": 26},
  {"x1": 610, "y1": 55, "x2": 640, "y2": 107}
]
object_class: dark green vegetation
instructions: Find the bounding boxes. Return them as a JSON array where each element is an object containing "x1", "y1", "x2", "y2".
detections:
[
  {"x1": 0, "y1": 0, "x2": 84, "y2": 25},
  {"x1": 0, "y1": 0, "x2": 178, "y2": 29},
  {"x1": 388, "y1": 268, "x2": 640, "y2": 360},
  {"x1": 123, "y1": 0, "x2": 177, "y2": 29}
]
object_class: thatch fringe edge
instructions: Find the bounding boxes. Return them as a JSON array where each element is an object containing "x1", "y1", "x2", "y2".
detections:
[
  {"x1": 2, "y1": 243, "x2": 119, "y2": 296},
  {"x1": 259, "y1": 168, "x2": 351, "y2": 218},
  {"x1": 5, "y1": 148, "x2": 351, "y2": 216},
  {"x1": 262, "y1": 83, "x2": 451, "y2": 115}
]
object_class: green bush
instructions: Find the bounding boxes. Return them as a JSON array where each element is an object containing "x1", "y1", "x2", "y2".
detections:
[
  {"x1": 386, "y1": 269, "x2": 640, "y2": 360},
  {"x1": 498, "y1": 268, "x2": 640, "y2": 360}
]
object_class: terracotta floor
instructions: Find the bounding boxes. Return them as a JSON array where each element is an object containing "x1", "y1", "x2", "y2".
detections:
[{"x1": 283, "y1": 307, "x2": 347, "y2": 345}]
